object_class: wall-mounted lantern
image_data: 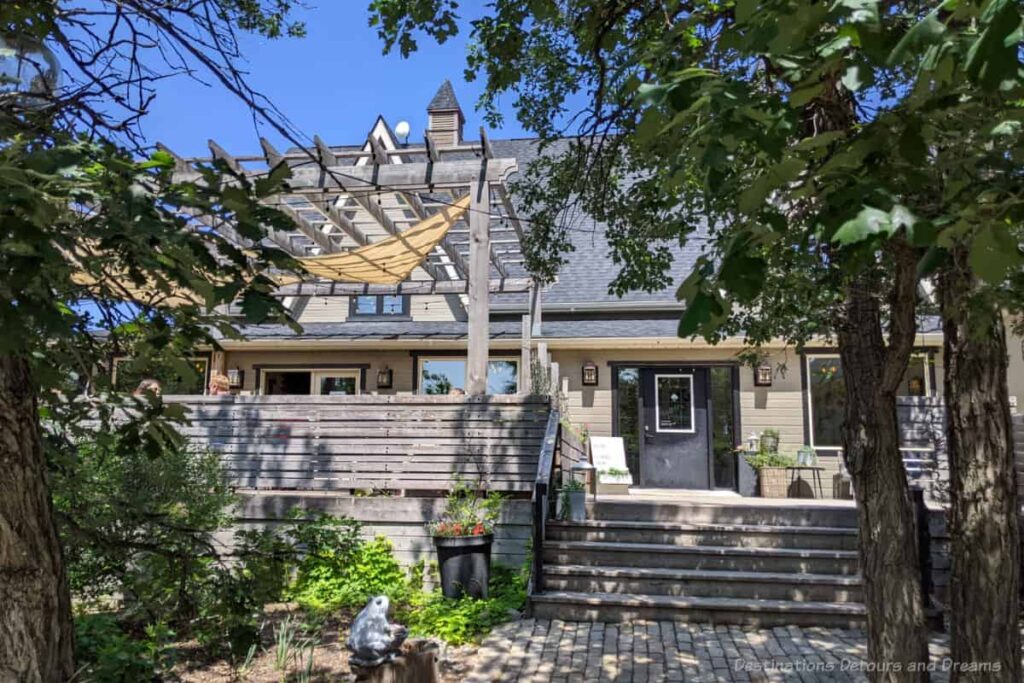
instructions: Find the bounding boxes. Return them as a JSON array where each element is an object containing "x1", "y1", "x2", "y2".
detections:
[
  {"x1": 227, "y1": 368, "x2": 244, "y2": 389},
  {"x1": 376, "y1": 366, "x2": 394, "y2": 389},
  {"x1": 582, "y1": 361, "x2": 599, "y2": 386},
  {"x1": 754, "y1": 364, "x2": 773, "y2": 387}
]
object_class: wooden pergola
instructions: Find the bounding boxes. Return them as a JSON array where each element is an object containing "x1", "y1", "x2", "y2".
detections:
[{"x1": 162, "y1": 122, "x2": 542, "y2": 395}]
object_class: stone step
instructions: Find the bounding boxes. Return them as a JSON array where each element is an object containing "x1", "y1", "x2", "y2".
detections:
[
  {"x1": 585, "y1": 500, "x2": 859, "y2": 528},
  {"x1": 546, "y1": 520, "x2": 859, "y2": 550},
  {"x1": 530, "y1": 591, "x2": 867, "y2": 628},
  {"x1": 542, "y1": 564, "x2": 864, "y2": 603},
  {"x1": 543, "y1": 541, "x2": 860, "y2": 575}
]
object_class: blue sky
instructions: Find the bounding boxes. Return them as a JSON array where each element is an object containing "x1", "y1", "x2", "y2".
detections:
[{"x1": 139, "y1": 3, "x2": 528, "y2": 158}]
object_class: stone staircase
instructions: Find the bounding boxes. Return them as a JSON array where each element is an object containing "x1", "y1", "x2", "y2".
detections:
[{"x1": 530, "y1": 499, "x2": 866, "y2": 628}]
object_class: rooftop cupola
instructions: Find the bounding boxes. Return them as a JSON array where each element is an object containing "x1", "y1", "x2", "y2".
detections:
[{"x1": 427, "y1": 79, "x2": 464, "y2": 147}]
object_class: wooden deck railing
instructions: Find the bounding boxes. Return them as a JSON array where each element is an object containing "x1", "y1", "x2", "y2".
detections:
[{"x1": 166, "y1": 394, "x2": 551, "y2": 493}]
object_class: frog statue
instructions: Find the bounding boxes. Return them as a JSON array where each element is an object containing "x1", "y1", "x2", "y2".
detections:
[{"x1": 346, "y1": 595, "x2": 409, "y2": 667}]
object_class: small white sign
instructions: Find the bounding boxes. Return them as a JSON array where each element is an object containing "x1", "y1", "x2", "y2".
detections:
[{"x1": 589, "y1": 436, "x2": 634, "y2": 485}]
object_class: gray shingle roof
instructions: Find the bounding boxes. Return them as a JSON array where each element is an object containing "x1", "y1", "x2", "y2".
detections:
[
  {"x1": 226, "y1": 318, "x2": 683, "y2": 340},
  {"x1": 427, "y1": 80, "x2": 462, "y2": 112},
  {"x1": 489, "y1": 137, "x2": 705, "y2": 307}
]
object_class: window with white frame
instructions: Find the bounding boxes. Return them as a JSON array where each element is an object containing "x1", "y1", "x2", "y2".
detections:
[
  {"x1": 418, "y1": 358, "x2": 519, "y2": 395},
  {"x1": 654, "y1": 373, "x2": 695, "y2": 433},
  {"x1": 350, "y1": 295, "x2": 408, "y2": 318},
  {"x1": 261, "y1": 368, "x2": 361, "y2": 395},
  {"x1": 805, "y1": 354, "x2": 933, "y2": 450}
]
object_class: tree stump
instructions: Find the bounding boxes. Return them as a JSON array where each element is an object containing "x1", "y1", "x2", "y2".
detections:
[{"x1": 351, "y1": 640, "x2": 439, "y2": 683}]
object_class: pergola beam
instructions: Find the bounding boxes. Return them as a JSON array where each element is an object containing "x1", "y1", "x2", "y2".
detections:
[
  {"x1": 172, "y1": 159, "x2": 519, "y2": 190},
  {"x1": 272, "y1": 277, "x2": 531, "y2": 297},
  {"x1": 208, "y1": 139, "x2": 241, "y2": 172},
  {"x1": 424, "y1": 133, "x2": 441, "y2": 163},
  {"x1": 271, "y1": 201, "x2": 340, "y2": 254},
  {"x1": 258, "y1": 139, "x2": 371, "y2": 249},
  {"x1": 347, "y1": 190, "x2": 446, "y2": 281},
  {"x1": 259, "y1": 138, "x2": 284, "y2": 167},
  {"x1": 158, "y1": 142, "x2": 300, "y2": 255},
  {"x1": 183, "y1": 141, "x2": 489, "y2": 164},
  {"x1": 364, "y1": 135, "x2": 470, "y2": 280},
  {"x1": 367, "y1": 135, "x2": 389, "y2": 166},
  {"x1": 309, "y1": 196, "x2": 371, "y2": 247},
  {"x1": 314, "y1": 135, "x2": 338, "y2": 166}
]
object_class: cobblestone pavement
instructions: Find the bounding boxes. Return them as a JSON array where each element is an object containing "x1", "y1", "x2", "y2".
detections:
[{"x1": 466, "y1": 620, "x2": 954, "y2": 682}]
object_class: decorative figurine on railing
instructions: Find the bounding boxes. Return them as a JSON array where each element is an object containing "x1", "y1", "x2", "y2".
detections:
[{"x1": 347, "y1": 596, "x2": 408, "y2": 667}]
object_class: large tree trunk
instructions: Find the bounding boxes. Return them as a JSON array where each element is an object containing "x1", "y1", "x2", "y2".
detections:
[
  {"x1": 940, "y1": 246, "x2": 1021, "y2": 681},
  {"x1": 0, "y1": 354, "x2": 75, "y2": 681},
  {"x1": 838, "y1": 251, "x2": 929, "y2": 680}
]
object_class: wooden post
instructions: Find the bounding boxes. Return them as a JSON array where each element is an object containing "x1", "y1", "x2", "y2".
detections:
[
  {"x1": 550, "y1": 362, "x2": 560, "y2": 401},
  {"x1": 211, "y1": 351, "x2": 227, "y2": 381},
  {"x1": 466, "y1": 178, "x2": 490, "y2": 395},
  {"x1": 529, "y1": 279, "x2": 542, "y2": 337},
  {"x1": 521, "y1": 314, "x2": 532, "y2": 395},
  {"x1": 537, "y1": 342, "x2": 550, "y2": 395}
]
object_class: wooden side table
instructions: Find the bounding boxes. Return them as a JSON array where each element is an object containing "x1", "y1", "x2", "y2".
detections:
[{"x1": 787, "y1": 466, "x2": 825, "y2": 499}]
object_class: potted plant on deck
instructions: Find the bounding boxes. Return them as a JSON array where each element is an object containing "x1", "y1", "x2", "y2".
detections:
[
  {"x1": 557, "y1": 478, "x2": 587, "y2": 522},
  {"x1": 429, "y1": 479, "x2": 502, "y2": 599},
  {"x1": 744, "y1": 452, "x2": 797, "y2": 498}
]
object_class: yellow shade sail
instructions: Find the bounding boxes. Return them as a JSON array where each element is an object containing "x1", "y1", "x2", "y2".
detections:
[
  {"x1": 69, "y1": 195, "x2": 471, "y2": 303},
  {"x1": 280, "y1": 195, "x2": 470, "y2": 285}
]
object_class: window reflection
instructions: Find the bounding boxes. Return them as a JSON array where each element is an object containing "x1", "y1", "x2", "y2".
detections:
[
  {"x1": 710, "y1": 367, "x2": 737, "y2": 489},
  {"x1": 615, "y1": 367, "x2": 640, "y2": 481},
  {"x1": 807, "y1": 355, "x2": 932, "y2": 449},
  {"x1": 419, "y1": 358, "x2": 518, "y2": 394}
]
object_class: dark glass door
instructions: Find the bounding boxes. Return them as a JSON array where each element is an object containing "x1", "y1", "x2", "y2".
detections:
[{"x1": 639, "y1": 368, "x2": 711, "y2": 488}]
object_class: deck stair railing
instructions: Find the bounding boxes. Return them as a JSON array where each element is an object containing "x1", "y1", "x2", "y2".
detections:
[{"x1": 531, "y1": 409, "x2": 561, "y2": 594}]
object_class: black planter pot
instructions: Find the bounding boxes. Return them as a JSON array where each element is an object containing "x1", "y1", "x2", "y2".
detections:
[
  {"x1": 433, "y1": 533, "x2": 493, "y2": 599},
  {"x1": 737, "y1": 454, "x2": 758, "y2": 497}
]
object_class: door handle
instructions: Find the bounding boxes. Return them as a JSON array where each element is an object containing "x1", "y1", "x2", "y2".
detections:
[{"x1": 644, "y1": 424, "x2": 653, "y2": 443}]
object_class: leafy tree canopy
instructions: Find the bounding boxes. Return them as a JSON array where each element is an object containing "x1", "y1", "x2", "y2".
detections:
[
  {"x1": 1, "y1": 1, "x2": 307, "y2": 451},
  {"x1": 371, "y1": 0, "x2": 1024, "y2": 344}
]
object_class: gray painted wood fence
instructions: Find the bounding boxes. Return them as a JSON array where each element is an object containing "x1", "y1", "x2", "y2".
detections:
[
  {"x1": 168, "y1": 394, "x2": 550, "y2": 568},
  {"x1": 170, "y1": 394, "x2": 551, "y2": 494},
  {"x1": 225, "y1": 492, "x2": 533, "y2": 568}
]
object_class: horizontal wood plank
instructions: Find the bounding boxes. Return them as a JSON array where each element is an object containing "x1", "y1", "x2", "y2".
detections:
[{"x1": 164, "y1": 395, "x2": 551, "y2": 493}]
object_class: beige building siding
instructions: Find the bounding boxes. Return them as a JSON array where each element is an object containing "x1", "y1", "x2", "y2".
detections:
[
  {"x1": 295, "y1": 297, "x2": 349, "y2": 324},
  {"x1": 291, "y1": 294, "x2": 461, "y2": 324},
  {"x1": 409, "y1": 295, "x2": 461, "y2": 321},
  {"x1": 739, "y1": 349, "x2": 807, "y2": 455},
  {"x1": 225, "y1": 349, "x2": 416, "y2": 395},
  {"x1": 293, "y1": 294, "x2": 460, "y2": 323}
]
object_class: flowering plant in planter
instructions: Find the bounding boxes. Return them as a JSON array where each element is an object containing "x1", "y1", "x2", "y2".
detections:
[
  {"x1": 429, "y1": 479, "x2": 503, "y2": 600},
  {"x1": 430, "y1": 521, "x2": 489, "y2": 537},
  {"x1": 427, "y1": 478, "x2": 503, "y2": 538}
]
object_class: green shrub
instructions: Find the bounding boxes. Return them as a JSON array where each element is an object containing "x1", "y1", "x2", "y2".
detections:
[
  {"x1": 290, "y1": 536, "x2": 407, "y2": 613},
  {"x1": 74, "y1": 613, "x2": 172, "y2": 682},
  {"x1": 744, "y1": 452, "x2": 796, "y2": 470},
  {"x1": 401, "y1": 565, "x2": 527, "y2": 646},
  {"x1": 52, "y1": 439, "x2": 235, "y2": 611}
]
